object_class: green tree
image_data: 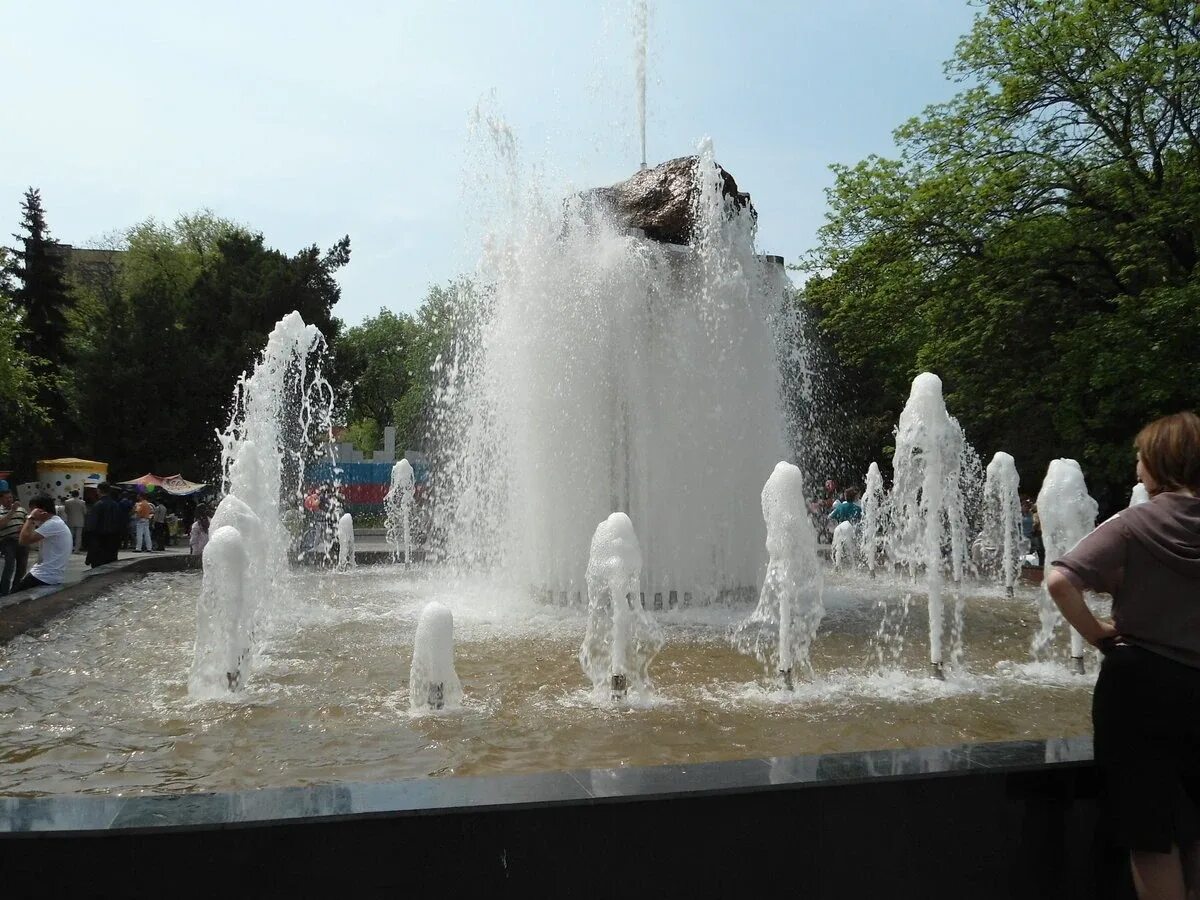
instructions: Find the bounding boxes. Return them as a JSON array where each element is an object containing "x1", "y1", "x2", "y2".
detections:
[
  {"x1": 802, "y1": 0, "x2": 1200, "y2": 509},
  {"x1": 0, "y1": 248, "x2": 44, "y2": 462},
  {"x1": 338, "y1": 308, "x2": 420, "y2": 448}
]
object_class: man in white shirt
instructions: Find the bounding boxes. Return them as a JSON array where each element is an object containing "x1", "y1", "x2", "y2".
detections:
[
  {"x1": 17, "y1": 495, "x2": 73, "y2": 589},
  {"x1": 152, "y1": 498, "x2": 169, "y2": 550},
  {"x1": 63, "y1": 490, "x2": 87, "y2": 552}
]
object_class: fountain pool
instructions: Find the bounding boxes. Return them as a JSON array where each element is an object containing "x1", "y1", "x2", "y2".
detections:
[{"x1": 0, "y1": 567, "x2": 1099, "y2": 796}]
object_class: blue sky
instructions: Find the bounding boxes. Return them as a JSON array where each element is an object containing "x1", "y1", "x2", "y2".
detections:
[{"x1": 1, "y1": 1, "x2": 978, "y2": 324}]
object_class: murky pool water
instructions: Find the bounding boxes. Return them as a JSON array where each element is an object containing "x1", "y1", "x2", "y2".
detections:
[{"x1": 0, "y1": 568, "x2": 1098, "y2": 796}]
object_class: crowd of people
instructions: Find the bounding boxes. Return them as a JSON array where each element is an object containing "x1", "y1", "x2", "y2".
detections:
[{"x1": 0, "y1": 479, "x2": 214, "y2": 595}]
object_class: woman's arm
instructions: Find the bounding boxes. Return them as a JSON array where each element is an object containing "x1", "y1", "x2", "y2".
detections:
[{"x1": 1046, "y1": 568, "x2": 1118, "y2": 646}]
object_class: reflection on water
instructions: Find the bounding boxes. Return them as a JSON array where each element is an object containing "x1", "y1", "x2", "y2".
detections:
[{"x1": 0, "y1": 569, "x2": 1097, "y2": 796}]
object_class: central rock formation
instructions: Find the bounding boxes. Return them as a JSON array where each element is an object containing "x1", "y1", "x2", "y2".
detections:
[{"x1": 579, "y1": 156, "x2": 755, "y2": 245}]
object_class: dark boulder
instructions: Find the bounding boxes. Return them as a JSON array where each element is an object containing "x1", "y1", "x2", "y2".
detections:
[{"x1": 578, "y1": 156, "x2": 755, "y2": 245}]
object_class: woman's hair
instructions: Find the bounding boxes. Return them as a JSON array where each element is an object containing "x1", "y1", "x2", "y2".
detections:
[{"x1": 1135, "y1": 411, "x2": 1200, "y2": 494}]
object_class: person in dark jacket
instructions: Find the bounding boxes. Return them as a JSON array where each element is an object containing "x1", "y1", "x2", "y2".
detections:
[
  {"x1": 1047, "y1": 411, "x2": 1200, "y2": 898},
  {"x1": 84, "y1": 482, "x2": 127, "y2": 568}
]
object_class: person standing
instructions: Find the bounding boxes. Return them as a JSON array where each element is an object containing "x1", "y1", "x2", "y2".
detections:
[
  {"x1": 1047, "y1": 412, "x2": 1200, "y2": 897},
  {"x1": 189, "y1": 505, "x2": 211, "y2": 556},
  {"x1": 84, "y1": 483, "x2": 125, "y2": 568},
  {"x1": 64, "y1": 490, "x2": 87, "y2": 552},
  {"x1": 15, "y1": 495, "x2": 72, "y2": 590},
  {"x1": 152, "y1": 497, "x2": 169, "y2": 550},
  {"x1": 133, "y1": 494, "x2": 154, "y2": 552},
  {"x1": 0, "y1": 484, "x2": 29, "y2": 595},
  {"x1": 118, "y1": 491, "x2": 135, "y2": 549}
]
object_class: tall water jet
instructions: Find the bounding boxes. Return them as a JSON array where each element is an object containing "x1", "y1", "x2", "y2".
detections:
[
  {"x1": 633, "y1": 0, "x2": 648, "y2": 169},
  {"x1": 337, "y1": 513, "x2": 355, "y2": 569},
  {"x1": 733, "y1": 462, "x2": 824, "y2": 690},
  {"x1": 409, "y1": 601, "x2": 462, "y2": 712},
  {"x1": 831, "y1": 521, "x2": 855, "y2": 570},
  {"x1": 1129, "y1": 482, "x2": 1150, "y2": 507},
  {"x1": 433, "y1": 140, "x2": 792, "y2": 602},
  {"x1": 189, "y1": 525, "x2": 254, "y2": 697},
  {"x1": 1033, "y1": 459, "x2": 1098, "y2": 671},
  {"x1": 579, "y1": 513, "x2": 663, "y2": 700},
  {"x1": 981, "y1": 452, "x2": 1023, "y2": 596},
  {"x1": 859, "y1": 461, "x2": 888, "y2": 576},
  {"x1": 387, "y1": 459, "x2": 415, "y2": 564},
  {"x1": 889, "y1": 373, "x2": 973, "y2": 674},
  {"x1": 191, "y1": 312, "x2": 335, "y2": 697}
]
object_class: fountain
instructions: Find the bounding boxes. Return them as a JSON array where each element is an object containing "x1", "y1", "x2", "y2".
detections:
[
  {"x1": 888, "y1": 373, "x2": 975, "y2": 674},
  {"x1": 190, "y1": 312, "x2": 336, "y2": 696},
  {"x1": 430, "y1": 140, "x2": 791, "y2": 603},
  {"x1": 1129, "y1": 482, "x2": 1150, "y2": 507},
  {"x1": 387, "y1": 459, "x2": 416, "y2": 564},
  {"x1": 980, "y1": 452, "x2": 1023, "y2": 596},
  {"x1": 859, "y1": 461, "x2": 888, "y2": 576},
  {"x1": 732, "y1": 462, "x2": 823, "y2": 690},
  {"x1": 831, "y1": 521, "x2": 855, "y2": 569},
  {"x1": 337, "y1": 512, "x2": 355, "y2": 569},
  {"x1": 579, "y1": 513, "x2": 663, "y2": 701},
  {"x1": 1033, "y1": 459, "x2": 1098, "y2": 671},
  {"x1": 409, "y1": 601, "x2": 462, "y2": 712}
]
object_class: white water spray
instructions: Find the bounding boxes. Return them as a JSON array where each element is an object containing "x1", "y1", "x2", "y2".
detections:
[
  {"x1": 832, "y1": 521, "x2": 855, "y2": 569},
  {"x1": 337, "y1": 512, "x2": 355, "y2": 569},
  {"x1": 190, "y1": 312, "x2": 335, "y2": 696},
  {"x1": 889, "y1": 373, "x2": 974, "y2": 671},
  {"x1": 409, "y1": 601, "x2": 462, "y2": 712},
  {"x1": 981, "y1": 452, "x2": 1023, "y2": 596},
  {"x1": 1033, "y1": 459, "x2": 1098, "y2": 666},
  {"x1": 633, "y1": 0, "x2": 648, "y2": 169},
  {"x1": 433, "y1": 139, "x2": 791, "y2": 601},
  {"x1": 387, "y1": 459, "x2": 416, "y2": 564},
  {"x1": 733, "y1": 462, "x2": 824, "y2": 689},
  {"x1": 859, "y1": 461, "x2": 888, "y2": 575},
  {"x1": 579, "y1": 513, "x2": 663, "y2": 700},
  {"x1": 1129, "y1": 482, "x2": 1150, "y2": 507}
]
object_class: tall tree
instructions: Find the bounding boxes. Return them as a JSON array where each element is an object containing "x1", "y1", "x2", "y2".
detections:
[
  {"x1": 2, "y1": 189, "x2": 76, "y2": 470},
  {"x1": 802, "y1": 0, "x2": 1200, "y2": 510}
]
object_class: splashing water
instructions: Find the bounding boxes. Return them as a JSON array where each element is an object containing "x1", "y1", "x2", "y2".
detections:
[
  {"x1": 981, "y1": 452, "x2": 1023, "y2": 596},
  {"x1": 1129, "y1": 482, "x2": 1150, "y2": 507},
  {"x1": 633, "y1": 0, "x2": 648, "y2": 169},
  {"x1": 860, "y1": 461, "x2": 888, "y2": 576},
  {"x1": 732, "y1": 462, "x2": 824, "y2": 688},
  {"x1": 889, "y1": 373, "x2": 975, "y2": 669},
  {"x1": 337, "y1": 513, "x2": 355, "y2": 569},
  {"x1": 190, "y1": 312, "x2": 336, "y2": 697},
  {"x1": 579, "y1": 513, "x2": 663, "y2": 700},
  {"x1": 1033, "y1": 459, "x2": 1098, "y2": 662},
  {"x1": 430, "y1": 138, "x2": 793, "y2": 601},
  {"x1": 387, "y1": 460, "x2": 416, "y2": 564},
  {"x1": 409, "y1": 601, "x2": 462, "y2": 712},
  {"x1": 832, "y1": 521, "x2": 855, "y2": 569}
]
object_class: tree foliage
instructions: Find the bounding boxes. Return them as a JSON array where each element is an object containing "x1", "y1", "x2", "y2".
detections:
[{"x1": 802, "y1": 0, "x2": 1200, "y2": 510}]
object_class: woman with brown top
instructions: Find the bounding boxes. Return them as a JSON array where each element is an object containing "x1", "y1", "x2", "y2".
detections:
[{"x1": 1048, "y1": 411, "x2": 1200, "y2": 899}]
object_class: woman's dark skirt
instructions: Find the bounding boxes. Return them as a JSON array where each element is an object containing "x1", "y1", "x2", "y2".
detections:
[{"x1": 1094, "y1": 643, "x2": 1200, "y2": 852}]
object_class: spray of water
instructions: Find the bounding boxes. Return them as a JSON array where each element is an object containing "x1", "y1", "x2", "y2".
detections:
[
  {"x1": 1032, "y1": 459, "x2": 1098, "y2": 662},
  {"x1": 429, "y1": 136, "x2": 793, "y2": 601},
  {"x1": 633, "y1": 0, "x2": 648, "y2": 168},
  {"x1": 579, "y1": 513, "x2": 663, "y2": 699},
  {"x1": 190, "y1": 312, "x2": 336, "y2": 697},
  {"x1": 387, "y1": 459, "x2": 416, "y2": 564},
  {"x1": 859, "y1": 461, "x2": 888, "y2": 575},
  {"x1": 980, "y1": 452, "x2": 1023, "y2": 596},
  {"x1": 732, "y1": 462, "x2": 824, "y2": 687},
  {"x1": 888, "y1": 373, "x2": 976, "y2": 669}
]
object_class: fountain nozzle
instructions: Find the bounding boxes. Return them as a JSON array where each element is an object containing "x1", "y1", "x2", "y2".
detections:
[
  {"x1": 780, "y1": 668, "x2": 794, "y2": 691},
  {"x1": 930, "y1": 662, "x2": 945, "y2": 680},
  {"x1": 611, "y1": 673, "x2": 628, "y2": 701},
  {"x1": 1070, "y1": 656, "x2": 1085, "y2": 675}
]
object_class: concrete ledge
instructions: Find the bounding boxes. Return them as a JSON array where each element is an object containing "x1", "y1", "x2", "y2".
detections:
[
  {"x1": 0, "y1": 554, "x2": 200, "y2": 645},
  {"x1": 0, "y1": 737, "x2": 1129, "y2": 898}
]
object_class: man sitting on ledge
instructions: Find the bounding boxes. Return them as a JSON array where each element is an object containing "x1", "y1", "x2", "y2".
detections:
[{"x1": 16, "y1": 495, "x2": 72, "y2": 592}]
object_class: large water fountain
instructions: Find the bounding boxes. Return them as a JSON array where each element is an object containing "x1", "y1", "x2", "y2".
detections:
[{"x1": 0, "y1": 37, "x2": 1113, "y2": 798}]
